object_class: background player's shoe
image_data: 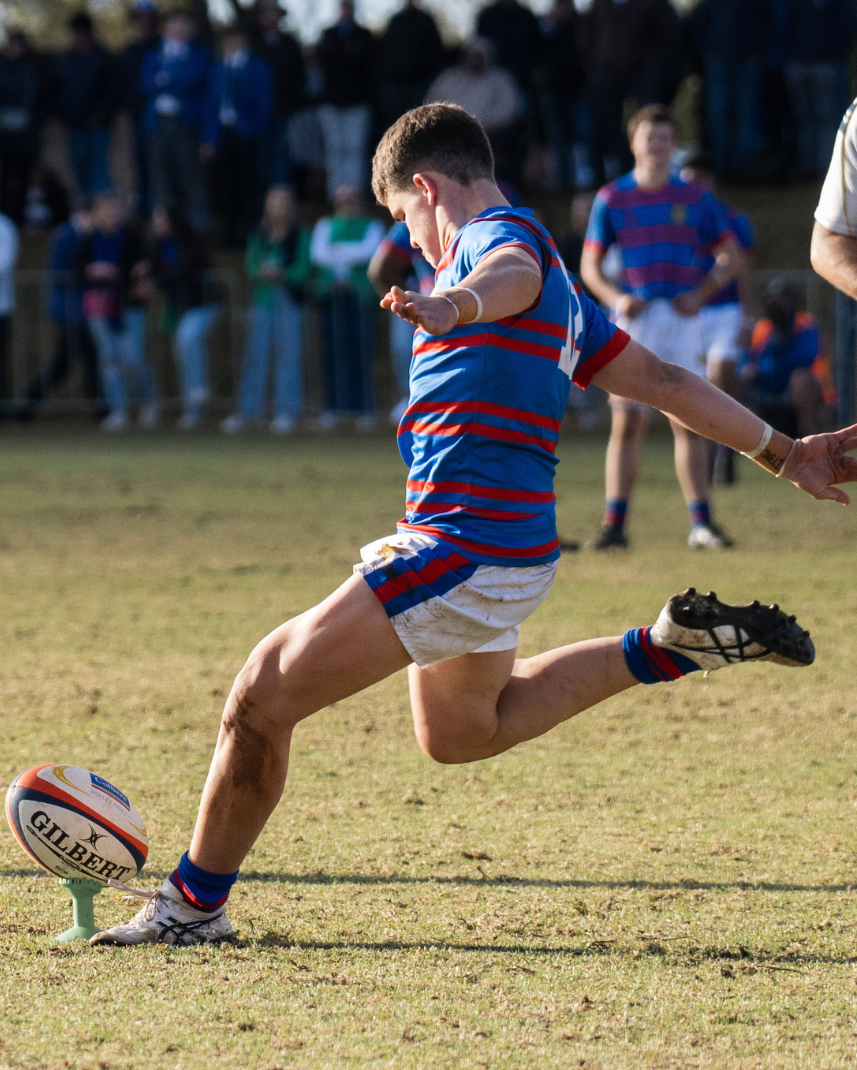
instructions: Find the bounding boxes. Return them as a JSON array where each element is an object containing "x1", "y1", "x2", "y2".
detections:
[
  {"x1": 588, "y1": 523, "x2": 628, "y2": 550},
  {"x1": 651, "y1": 588, "x2": 814, "y2": 672},
  {"x1": 688, "y1": 522, "x2": 733, "y2": 549},
  {"x1": 90, "y1": 879, "x2": 233, "y2": 947}
]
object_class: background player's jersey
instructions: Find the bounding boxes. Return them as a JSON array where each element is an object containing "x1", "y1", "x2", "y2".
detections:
[
  {"x1": 697, "y1": 204, "x2": 754, "y2": 308},
  {"x1": 380, "y1": 220, "x2": 435, "y2": 295},
  {"x1": 398, "y1": 206, "x2": 628, "y2": 567},
  {"x1": 584, "y1": 174, "x2": 731, "y2": 301}
]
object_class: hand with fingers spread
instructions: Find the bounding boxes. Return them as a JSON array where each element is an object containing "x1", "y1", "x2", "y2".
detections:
[
  {"x1": 381, "y1": 285, "x2": 459, "y2": 335},
  {"x1": 781, "y1": 424, "x2": 857, "y2": 504}
]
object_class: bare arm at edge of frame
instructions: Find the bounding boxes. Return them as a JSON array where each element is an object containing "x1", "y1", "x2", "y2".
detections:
[
  {"x1": 810, "y1": 221, "x2": 857, "y2": 301},
  {"x1": 380, "y1": 247, "x2": 543, "y2": 335},
  {"x1": 593, "y1": 337, "x2": 857, "y2": 504}
]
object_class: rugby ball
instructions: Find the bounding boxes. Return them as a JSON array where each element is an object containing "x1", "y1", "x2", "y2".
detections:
[{"x1": 5, "y1": 764, "x2": 148, "y2": 883}]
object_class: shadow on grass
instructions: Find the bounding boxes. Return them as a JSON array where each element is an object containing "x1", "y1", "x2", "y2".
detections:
[
  {"x1": 238, "y1": 871, "x2": 856, "y2": 895},
  {"x1": 237, "y1": 935, "x2": 856, "y2": 968},
  {"x1": 2, "y1": 867, "x2": 853, "y2": 895}
]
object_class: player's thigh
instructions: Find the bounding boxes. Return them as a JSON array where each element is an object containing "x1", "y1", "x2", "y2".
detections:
[
  {"x1": 408, "y1": 648, "x2": 517, "y2": 761},
  {"x1": 234, "y1": 574, "x2": 412, "y2": 727},
  {"x1": 609, "y1": 396, "x2": 651, "y2": 440}
]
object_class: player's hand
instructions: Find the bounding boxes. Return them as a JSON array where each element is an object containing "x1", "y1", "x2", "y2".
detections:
[
  {"x1": 615, "y1": 293, "x2": 646, "y2": 320},
  {"x1": 781, "y1": 423, "x2": 857, "y2": 504},
  {"x1": 672, "y1": 289, "x2": 704, "y2": 317},
  {"x1": 380, "y1": 285, "x2": 459, "y2": 335}
]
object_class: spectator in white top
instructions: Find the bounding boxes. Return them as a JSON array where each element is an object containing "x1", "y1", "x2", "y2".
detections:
[
  {"x1": 425, "y1": 39, "x2": 522, "y2": 179},
  {"x1": 0, "y1": 210, "x2": 18, "y2": 411},
  {"x1": 310, "y1": 185, "x2": 384, "y2": 430},
  {"x1": 426, "y1": 39, "x2": 521, "y2": 137},
  {"x1": 811, "y1": 98, "x2": 857, "y2": 422}
]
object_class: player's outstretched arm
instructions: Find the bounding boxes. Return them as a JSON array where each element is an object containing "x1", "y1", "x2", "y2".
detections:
[
  {"x1": 380, "y1": 248, "x2": 542, "y2": 335},
  {"x1": 593, "y1": 338, "x2": 857, "y2": 504}
]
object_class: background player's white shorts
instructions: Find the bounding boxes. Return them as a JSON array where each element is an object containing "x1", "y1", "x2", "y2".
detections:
[
  {"x1": 354, "y1": 532, "x2": 558, "y2": 668},
  {"x1": 700, "y1": 302, "x2": 743, "y2": 369},
  {"x1": 611, "y1": 298, "x2": 705, "y2": 413}
]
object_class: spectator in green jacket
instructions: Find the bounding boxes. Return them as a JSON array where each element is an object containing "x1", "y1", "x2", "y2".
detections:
[
  {"x1": 310, "y1": 184, "x2": 384, "y2": 430},
  {"x1": 222, "y1": 185, "x2": 311, "y2": 434}
]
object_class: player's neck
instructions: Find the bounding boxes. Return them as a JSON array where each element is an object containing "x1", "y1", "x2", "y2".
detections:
[
  {"x1": 437, "y1": 179, "x2": 511, "y2": 252},
  {"x1": 632, "y1": 161, "x2": 671, "y2": 190}
]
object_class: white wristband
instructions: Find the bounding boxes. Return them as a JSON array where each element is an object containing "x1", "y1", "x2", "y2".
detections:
[
  {"x1": 742, "y1": 422, "x2": 773, "y2": 459},
  {"x1": 459, "y1": 287, "x2": 483, "y2": 322}
]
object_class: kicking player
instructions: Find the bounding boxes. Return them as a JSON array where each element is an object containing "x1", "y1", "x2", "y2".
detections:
[
  {"x1": 580, "y1": 104, "x2": 742, "y2": 551},
  {"x1": 93, "y1": 105, "x2": 857, "y2": 946},
  {"x1": 681, "y1": 154, "x2": 755, "y2": 485}
]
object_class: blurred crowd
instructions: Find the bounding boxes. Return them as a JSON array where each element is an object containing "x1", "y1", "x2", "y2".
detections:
[
  {"x1": 0, "y1": 0, "x2": 849, "y2": 434},
  {"x1": 1, "y1": 0, "x2": 855, "y2": 232}
]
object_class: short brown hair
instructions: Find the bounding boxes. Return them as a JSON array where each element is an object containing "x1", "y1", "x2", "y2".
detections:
[
  {"x1": 627, "y1": 103, "x2": 674, "y2": 142},
  {"x1": 372, "y1": 104, "x2": 494, "y2": 205}
]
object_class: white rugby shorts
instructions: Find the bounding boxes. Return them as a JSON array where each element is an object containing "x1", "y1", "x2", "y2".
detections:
[
  {"x1": 611, "y1": 297, "x2": 705, "y2": 413},
  {"x1": 354, "y1": 532, "x2": 558, "y2": 668},
  {"x1": 700, "y1": 302, "x2": 743, "y2": 367}
]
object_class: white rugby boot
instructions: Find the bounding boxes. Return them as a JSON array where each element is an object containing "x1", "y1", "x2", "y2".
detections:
[
  {"x1": 687, "y1": 522, "x2": 734, "y2": 549},
  {"x1": 90, "y1": 879, "x2": 233, "y2": 947},
  {"x1": 650, "y1": 587, "x2": 814, "y2": 672}
]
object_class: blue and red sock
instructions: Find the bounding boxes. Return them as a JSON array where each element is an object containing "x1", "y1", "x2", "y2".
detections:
[
  {"x1": 604, "y1": 498, "x2": 628, "y2": 528},
  {"x1": 622, "y1": 626, "x2": 701, "y2": 685},
  {"x1": 170, "y1": 852, "x2": 239, "y2": 912},
  {"x1": 687, "y1": 500, "x2": 711, "y2": 528}
]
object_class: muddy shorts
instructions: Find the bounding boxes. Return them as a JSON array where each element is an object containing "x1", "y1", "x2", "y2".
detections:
[{"x1": 354, "y1": 532, "x2": 558, "y2": 668}]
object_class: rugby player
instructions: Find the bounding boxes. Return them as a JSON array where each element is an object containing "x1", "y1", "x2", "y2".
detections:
[
  {"x1": 581, "y1": 105, "x2": 742, "y2": 550},
  {"x1": 680, "y1": 154, "x2": 755, "y2": 485},
  {"x1": 93, "y1": 105, "x2": 857, "y2": 946}
]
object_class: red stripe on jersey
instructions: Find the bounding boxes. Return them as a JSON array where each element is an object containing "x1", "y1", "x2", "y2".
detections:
[
  {"x1": 406, "y1": 479, "x2": 556, "y2": 504},
  {"x1": 415, "y1": 331, "x2": 562, "y2": 363},
  {"x1": 405, "y1": 501, "x2": 539, "y2": 521},
  {"x1": 572, "y1": 328, "x2": 630, "y2": 388},
  {"x1": 496, "y1": 314, "x2": 567, "y2": 342},
  {"x1": 617, "y1": 223, "x2": 697, "y2": 248},
  {"x1": 404, "y1": 399, "x2": 561, "y2": 432},
  {"x1": 399, "y1": 521, "x2": 561, "y2": 559},
  {"x1": 379, "y1": 239, "x2": 415, "y2": 265},
  {"x1": 399, "y1": 418, "x2": 557, "y2": 453},
  {"x1": 606, "y1": 183, "x2": 703, "y2": 209}
]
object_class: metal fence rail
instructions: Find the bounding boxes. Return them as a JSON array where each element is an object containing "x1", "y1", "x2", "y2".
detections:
[{"x1": 6, "y1": 267, "x2": 853, "y2": 420}]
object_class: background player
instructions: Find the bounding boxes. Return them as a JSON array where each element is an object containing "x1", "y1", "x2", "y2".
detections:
[
  {"x1": 91, "y1": 105, "x2": 857, "y2": 947},
  {"x1": 580, "y1": 104, "x2": 743, "y2": 550},
  {"x1": 368, "y1": 219, "x2": 434, "y2": 425},
  {"x1": 680, "y1": 153, "x2": 755, "y2": 485}
]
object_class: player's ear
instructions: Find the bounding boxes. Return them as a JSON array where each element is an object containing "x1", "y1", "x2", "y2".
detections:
[{"x1": 412, "y1": 173, "x2": 437, "y2": 206}]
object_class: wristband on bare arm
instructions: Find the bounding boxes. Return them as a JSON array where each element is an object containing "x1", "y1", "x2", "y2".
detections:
[
  {"x1": 741, "y1": 422, "x2": 795, "y2": 476},
  {"x1": 439, "y1": 287, "x2": 482, "y2": 324}
]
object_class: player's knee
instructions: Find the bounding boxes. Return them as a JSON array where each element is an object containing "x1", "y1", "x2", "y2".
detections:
[
  {"x1": 419, "y1": 737, "x2": 473, "y2": 764},
  {"x1": 225, "y1": 648, "x2": 295, "y2": 734},
  {"x1": 416, "y1": 725, "x2": 488, "y2": 765}
]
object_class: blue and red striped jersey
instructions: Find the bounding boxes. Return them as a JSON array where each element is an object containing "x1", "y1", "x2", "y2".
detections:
[
  {"x1": 698, "y1": 203, "x2": 754, "y2": 308},
  {"x1": 397, "y1": 206, "x2": 628, "y2": 567},
  {"x1": 380, "y1": 221, "x2": 435, "y2": 294},
  {"x1": 584, "y1": 174, "x2": 731, "y2": 302}
]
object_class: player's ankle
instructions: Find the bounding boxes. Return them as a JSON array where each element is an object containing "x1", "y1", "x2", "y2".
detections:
[
  {"x1": 169, "y1": 852, "x2": 239, "y2": 913},
  {"x1": 687, "y1": 499, "x2": 711, "y2": 528},
  {"x1": 604, "y1": 498, "x2": 628, "y2": 528},
  {"x1": 622, "y1": 625, "x2": 701, "y2": 685}
]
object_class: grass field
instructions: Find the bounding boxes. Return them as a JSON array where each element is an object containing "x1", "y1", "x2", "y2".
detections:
[{"x1": 1, "y1": 428, "x2": 857, "y2": 1070}]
